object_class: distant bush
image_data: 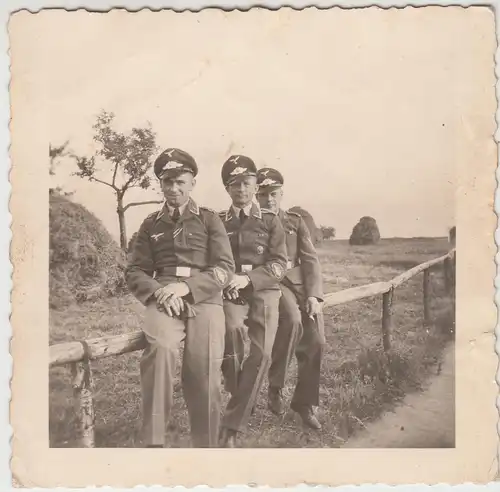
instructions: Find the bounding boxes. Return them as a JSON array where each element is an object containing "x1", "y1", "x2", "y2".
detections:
[
  {"x1": 321, "y1": 225, "x2": 336, "y2": 240},
  {"x1": 49, "y1": 192, "x2": 128, "y2": 309},
  {"x1": 349, "y1": 216, "x2": 381, "y2": 245}
]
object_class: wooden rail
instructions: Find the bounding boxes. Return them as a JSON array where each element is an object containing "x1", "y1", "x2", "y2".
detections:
[{"x1": 49, "y1": 248, "x2": 456, "y2": 447}]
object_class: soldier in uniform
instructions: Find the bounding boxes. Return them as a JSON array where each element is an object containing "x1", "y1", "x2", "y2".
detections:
[
  {"x1": 218, "y1": 155, "x2": 288, "y2": 447},
  {"x1": 126, "y1": 148, "x2": 235, "y2": 448},
  {"x1": 256, "y1": 167, "x2": 325, "y2": 430}
]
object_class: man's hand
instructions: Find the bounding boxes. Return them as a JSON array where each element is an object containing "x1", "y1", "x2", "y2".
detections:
[
  {"x1": 223, "y1": 275, "x2": 250, "y2": 301},
  {"x1": 223, "y1": 287, "x2": 240, "y2": 301},
  {"x1": 306, "y1": 297, "x2": 322, "y2": 318},
  {"x1": 154, "y1": 283, "x2": 190, "y2": 317},
  {"x1": 227, "y1": 275, "x2": 250, "y2": 292}
]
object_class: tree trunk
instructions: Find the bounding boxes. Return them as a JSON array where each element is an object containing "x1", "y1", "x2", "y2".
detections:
[{"x1": 117, "y1": 195, "x2": 128, "y2": 251}]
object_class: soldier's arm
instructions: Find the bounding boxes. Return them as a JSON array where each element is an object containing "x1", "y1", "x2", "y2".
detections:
[
  {"x1": 247, "y1": 214, "x2": 287, "y2": 291},
  {"x1": 183, "y1": 211, "x2": 235, "y2": 304},
  {"x1": 125, "y1": 217, "x2": 163, "y2": 305},
  {"x1": 297, "y1": 217, "x2": 324, "y2": 301}
]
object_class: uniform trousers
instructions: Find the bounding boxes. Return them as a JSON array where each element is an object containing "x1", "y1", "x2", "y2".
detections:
[
  {"x1": 268, "y1": 283, "x2": 326, "y2": 408},
  {"x1": 221, "y1": 288, "x2": 281, "y2": 432},
  {"x1": 140, "y1": 301, "x2": 225, "y2": 447}
]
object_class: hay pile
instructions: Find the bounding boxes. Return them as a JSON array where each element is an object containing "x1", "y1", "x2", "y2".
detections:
[
  {"x1": 49, "y1": 192, "x2": 127, "y2": 308},
  {"x1": 349, "y1": 216, "x2": 381, "y2": 245}
]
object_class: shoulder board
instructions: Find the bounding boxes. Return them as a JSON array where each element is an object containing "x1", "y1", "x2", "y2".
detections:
[
  {"x1": 261, "y1": 208, "x2": 277, "y2": 215},
  {"x1": 200, "y1": 206, "x2": 217, "y2": 214},
  {"x1": 146, "y1": 210, "x2": 161, "y2": 221},
  {"x1": 286, "y1": 209, "x2": 302, "y2": 218}
]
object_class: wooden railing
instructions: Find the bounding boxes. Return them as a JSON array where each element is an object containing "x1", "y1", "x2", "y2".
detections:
[{"x1": 49, "y1": 249, "x2": 456, "y2": 448}]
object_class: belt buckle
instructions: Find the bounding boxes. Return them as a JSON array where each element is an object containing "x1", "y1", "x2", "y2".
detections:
[
  {"x1": 241, "y1": 264, "x2": 253, "y2": 273},
  {"x1": 176, "y1": 266, "x2": 191, "y2": 277},
  {"x1": 286, "y1": 261, "x2": 293, "y2": 270}
]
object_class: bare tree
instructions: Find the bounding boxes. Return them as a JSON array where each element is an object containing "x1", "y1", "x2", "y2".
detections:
[{"x1": 72, "y1": 110, "x2": 162, "y2": 250}]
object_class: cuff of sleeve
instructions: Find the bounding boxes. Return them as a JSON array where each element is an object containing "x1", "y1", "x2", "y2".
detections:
[
  {"x1": 134, "y1": 280, "x2": 163, "y2": 305},
  {"x1": 248, "y1": 268, "x2": 280, "y2": 291},
  {"x1": 311, "y1": 294, "x2": 324, "y2": 303}
]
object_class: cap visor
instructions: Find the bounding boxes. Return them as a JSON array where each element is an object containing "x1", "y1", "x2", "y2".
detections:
[
  {"x1": 159, "y1": 168, "x2": 193, "y2": 179},
  {"x1": 258, "y1": 183, "x2": 282, "y2": 190},
  {"x1": 227, "y1": 173, "x2": 256, "y2": 185}
]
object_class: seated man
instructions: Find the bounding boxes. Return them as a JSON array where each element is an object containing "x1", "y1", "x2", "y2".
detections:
[
  {"x1": 126, "y1": 148, "x2": 235, "y2": 448},
  {"x1": 218, "y1": 155, "x2": 288, "y2": 447},
  {"x1": 256, "y1": 167, "x2": 325, "y2": 430}
]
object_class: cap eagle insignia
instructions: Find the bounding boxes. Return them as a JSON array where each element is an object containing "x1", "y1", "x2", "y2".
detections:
[
  {"x1": 163, "y1": 161, "x2": 183, "y2": 171},
  {"x1": 230, "y1": 166, "x2": 247, "y2": 176}
]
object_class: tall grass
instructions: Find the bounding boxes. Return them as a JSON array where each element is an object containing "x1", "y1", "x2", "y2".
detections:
[{"x1": 49, "y1": 237, "x2": 454, "y2": 448}]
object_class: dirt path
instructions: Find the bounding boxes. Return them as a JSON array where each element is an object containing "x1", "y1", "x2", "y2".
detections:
[{"x1": 344, "y1": 342, "x2": 455, "y2": 448}]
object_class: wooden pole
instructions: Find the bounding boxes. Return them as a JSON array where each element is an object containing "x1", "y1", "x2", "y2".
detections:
[
  {"x1": 443, "y1": 257, "x2": 451, "y2": 294},
  {"x1": 382, "y1": 288, "x2": 394, "y2": 353},
  {"x1": 423, "y1": 269, "x2": 431, "y2": 326},
  {"x1": 71, "y1": 358, "x2": 96, "y2": 448}
]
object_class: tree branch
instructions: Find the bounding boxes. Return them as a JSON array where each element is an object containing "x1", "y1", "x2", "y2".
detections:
[
  {"x1": 91, "y1": 177, "x2": 118, "y2": 190},
  {"x1": 111, "y1": 162, "x2": 119, "y2": 188},
  {"x1": 122, "y1": 176, "x2": 136, "y2": 193},
  {"x1": 123, "y1": 200, "x2": 163, "y2": 212}
]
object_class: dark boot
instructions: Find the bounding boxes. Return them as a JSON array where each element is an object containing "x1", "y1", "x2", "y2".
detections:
[
  {"x1": 219, "y1": 428, "x2": 238, "y2": 448},
  {"x1": 292, "y1": 405, "x2": 322, "y2": 430},
  {"x1": 268, "y1": 386, "x2": 285, "y2": 416}
]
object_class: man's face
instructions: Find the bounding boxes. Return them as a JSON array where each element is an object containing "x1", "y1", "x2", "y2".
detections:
[
  {"x1": 256, "y1": 187, "x2": 283, "y2": 213},
  {"x1": 160, "y1": 172, "x2": 195, "y2": 207},
  {"x1": 227, "y1": 176, "x2": 257, "y2": 208}
]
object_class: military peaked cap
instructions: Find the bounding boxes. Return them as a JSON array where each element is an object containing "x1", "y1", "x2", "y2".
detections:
[
  {"x1": 256, "y1": 167, "x2": 284, "y2": 190},
  {"x1": 221, "y1": 155, "x2": 257, "y2": 187},
  {"x1": 154, "y1": 148, "x2": 198, "y2": 179}
]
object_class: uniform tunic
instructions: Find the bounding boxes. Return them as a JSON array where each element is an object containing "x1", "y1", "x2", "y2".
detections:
[{"x1": 126, "y1": 198, "x2": 235, "y2": 447}]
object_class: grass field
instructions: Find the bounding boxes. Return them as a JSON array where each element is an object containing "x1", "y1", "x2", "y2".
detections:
[{"x1": 49, "y1": 237, "x2": 455, "y2": 448}]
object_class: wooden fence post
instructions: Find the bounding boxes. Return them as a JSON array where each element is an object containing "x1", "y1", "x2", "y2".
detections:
[
  {"x1": 443, "y1": 257, "x2": 451, "y2": 294},
  {"x1": 423, "y1": 269, "x2": 431, "y2": 326},
  {"x1": 71, "y1": 357, "x2": 96, "y2": 448},
  {"x1": 382, "y1": 288, "x2": 394, "y2": 353}
]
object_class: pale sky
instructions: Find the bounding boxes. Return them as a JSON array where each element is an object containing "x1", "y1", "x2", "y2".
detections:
[{"x1": 40, "y1": 8, "x2": 461, "y2": 240}]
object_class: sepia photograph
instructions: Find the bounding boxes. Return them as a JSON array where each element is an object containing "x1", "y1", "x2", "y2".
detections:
[
  {"x1": 9, "y1": 5, "x2": 497, "y2": 487},
  {"x1": 46, "y1": 6, "x2": 458, "y2": 450}
]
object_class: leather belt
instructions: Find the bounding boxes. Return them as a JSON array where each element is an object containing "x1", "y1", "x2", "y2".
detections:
[
  {"x1": 237, "y1": 264, "x2": 254, "y2": 273},
  {"x1": 236, "y1": 262, "x2": 297, "y2": 273},
  {"x1": 156, "y1": 266, "x2": 201, "y2": 278}
]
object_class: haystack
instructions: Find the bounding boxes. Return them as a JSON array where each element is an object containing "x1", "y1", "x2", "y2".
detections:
[
  {"x1": 49, "y1": 192, "x2": 127, "y2": 308},
  {"x1": 288, "y1": 206, "x2": 322, "y2": 245},
  {"x1": 349, "y1": 216, "x2": 381, "y2": 245}
]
